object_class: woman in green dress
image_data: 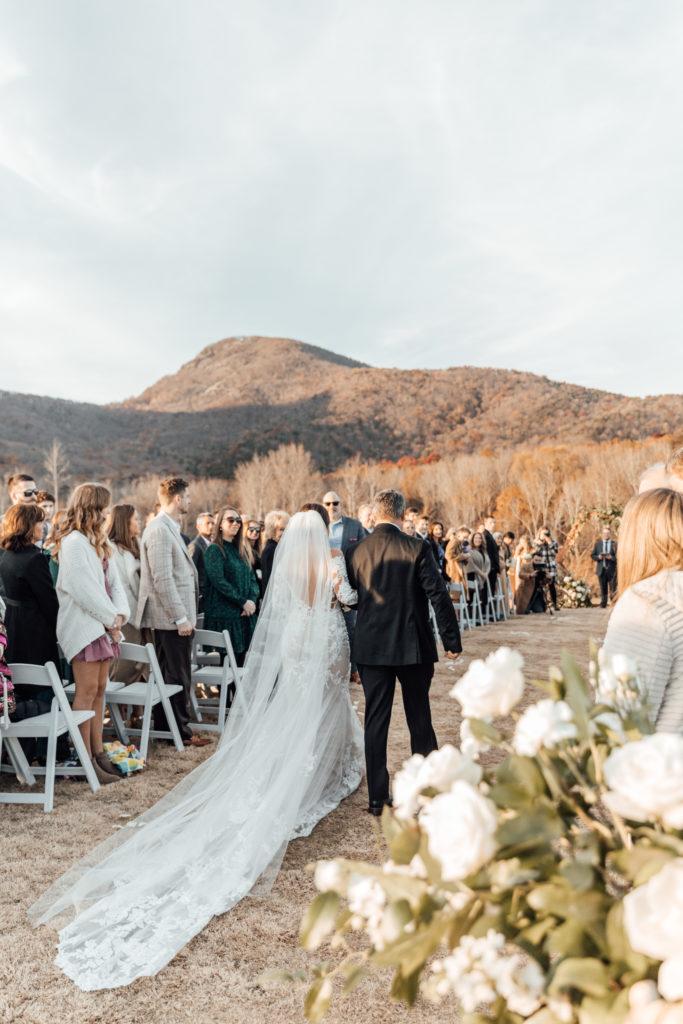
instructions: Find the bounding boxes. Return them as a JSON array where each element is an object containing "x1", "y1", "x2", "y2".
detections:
[{"x1": 203, "y1": 506, "x2": 260, "y2": 665}]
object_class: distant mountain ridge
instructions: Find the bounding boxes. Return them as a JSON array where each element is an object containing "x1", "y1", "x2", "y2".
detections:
[{"x1": 1, "y1": 336, "x2": 681, "y2": 483}]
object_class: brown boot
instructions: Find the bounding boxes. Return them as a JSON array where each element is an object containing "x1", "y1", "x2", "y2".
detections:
[{"x1": 92, "y1": 756, "x2": 120, "y2": 784}]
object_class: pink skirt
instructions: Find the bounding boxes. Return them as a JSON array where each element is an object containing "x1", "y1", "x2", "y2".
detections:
[{"x1": 73, "y1": 634, "x2": 120, "y2": 663}]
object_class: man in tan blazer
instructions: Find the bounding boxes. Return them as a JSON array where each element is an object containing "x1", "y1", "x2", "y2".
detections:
[{"x1": 136, "y1": 476, "x2": 210, "y2": 747}]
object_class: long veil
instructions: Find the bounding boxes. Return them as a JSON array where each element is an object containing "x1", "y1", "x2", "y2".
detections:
[{"x1": 28, "y1": 510, "x2": 355, "y2": 990}]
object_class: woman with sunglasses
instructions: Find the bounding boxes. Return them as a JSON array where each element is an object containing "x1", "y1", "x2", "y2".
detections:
[
  {"x1": 203, "y1": 506, "x2": 260, "y2": 665},
  {"x1": 243, "y1": 517, "x2": 263, "y2": 594}
]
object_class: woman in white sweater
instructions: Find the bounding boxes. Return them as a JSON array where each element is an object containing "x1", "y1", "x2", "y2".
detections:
[
  {"x1": 54, "y1": 483, "x2": 129, "y2": 785},
  {"x1": 603, "y1": 488, "x2": 683, "y2": 733},
  {"x1": 108, "y1": 503, "x2": 148, "y2": 685}
]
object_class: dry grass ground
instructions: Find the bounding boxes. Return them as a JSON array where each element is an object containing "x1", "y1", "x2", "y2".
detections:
[{"x1": 0, "y1": 607, "x2": 609, "y2": 1024}]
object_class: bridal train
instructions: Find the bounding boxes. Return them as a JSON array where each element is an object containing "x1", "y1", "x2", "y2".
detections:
[{"x1": 29, "y1": 511, "x2": 364, "y2": 990}]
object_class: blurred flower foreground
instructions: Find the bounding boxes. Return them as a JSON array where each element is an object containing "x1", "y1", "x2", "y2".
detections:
[{"x1": 291, "y1": 647, "x2": 683, "y2": 1024}]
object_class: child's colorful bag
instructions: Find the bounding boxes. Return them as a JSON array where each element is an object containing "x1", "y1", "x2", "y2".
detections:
[{"x1": 0, "y1": 621, "x2": 16, "y2": 718}]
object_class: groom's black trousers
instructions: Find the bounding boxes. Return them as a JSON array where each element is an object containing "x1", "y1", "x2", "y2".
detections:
[{"x1": 358, "y1": 663, "x2": 438, "y2": 806}]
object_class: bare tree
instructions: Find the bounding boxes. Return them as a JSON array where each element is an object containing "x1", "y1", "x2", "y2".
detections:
[
  {"x1": 233, "y1": 444, "x2": 322, "y2": 517},
  {"x1": 42, "y1": 439, "x2": 71, "y2": 507}
]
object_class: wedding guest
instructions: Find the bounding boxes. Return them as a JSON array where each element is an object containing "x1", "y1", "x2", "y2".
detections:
[
  {"x1": 444, "y1": 533, "x2": 468, "y2": 587},
  {"x1": 481, "y1": 516, "x2": 501, "y2": 617},
  {"x1": 322, "y1": 491, "x2": 365, "y2": 553},
  {"x1": 36, "y1": 491, "x2": 56, "y2": 519},
  {"x1": 511, "y1": 535, "x2": 536, "y2": 614},
  {"x1": 53, "y1": 483, "x2": 130, "y2": 784},
  {"x1": 428, "y1": 521, "x2": 446, "y2": 577},
  {"x1": 357, "y1": 503, "x2": 375, "y2": 533},
  {"x1": 0, "y1": 503, "x2": 59, "y2": 680},
  {"x1": 468, "y1": 531, "x2": 490, "y2": 610},
  {"x1": 189, "y1": 511, "x2": 214, "y2": 612},
  {"x1": 108, "y1": 503, "x2": 148, "y2": 684},
  {"x1": 415, "y1": 514, "x2": 430, "y2": 541},
  {"x1": 6, "y1": 473, "x2": 38, "y2": 508},
  {"x1": 639, "y1": 450, "x2": 683, "y2": 495},
  {"x1": 204, "y1": 507, "x2": 260, "y2": 666},
  {"x1": 603, "y1": 489, "x2": 683, "y2": 732},
  {"x1": 404, "y1": 506, "x2": 420, "y2": 525},
  {"x1": 260, "y1": 509, "x2": 289, "y2": 592},
  {"x1": 502, "y1": 531, "x2": 515, "y2": 569},
  {"x1": 536, "y1": 527, "x2": 559, "y2": 609},
  {"x1": 136, "y1": 477, "x2": 209, "y2": 748},
  {"x1": 402, "y1": 518, "x2": 416, "y2": 537},
  {"x1": 591, "y1": 525, "x2": 618, "y2": 608}
]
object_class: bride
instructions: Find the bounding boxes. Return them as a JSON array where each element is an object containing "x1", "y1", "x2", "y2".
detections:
[{"x1": 29, "y1": 506, "x2": 364, "y2": 990}]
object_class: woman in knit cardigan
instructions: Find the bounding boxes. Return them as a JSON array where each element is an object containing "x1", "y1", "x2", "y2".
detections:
[
  {"x1": 54, "y1": 483, "x2": 129, "y2": 785},
  {"x1": 603, "y1": 488, "x2": 683, "y2": 733},
  {"x1": 203, "y1": 506, "x2": 260, "y2": 666}
]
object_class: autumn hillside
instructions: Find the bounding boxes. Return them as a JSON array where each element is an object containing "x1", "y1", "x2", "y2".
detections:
[{"x1": 1, "y1": 336, "x2": 682, "y2": 484}]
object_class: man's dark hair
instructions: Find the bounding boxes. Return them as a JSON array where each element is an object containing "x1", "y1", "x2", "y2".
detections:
[
  {"x1": 300, "y1": 502, "x2": 330, "y2": 527},
  {"x1": 503, "y1": 531, "x2": 515, "y2": 542},
  {"x1": 374, "y1": 489, "x2": 406, "y2": 521},
  {"x1": 158, "y1": 476, "x2": 189, "y2": 501}
]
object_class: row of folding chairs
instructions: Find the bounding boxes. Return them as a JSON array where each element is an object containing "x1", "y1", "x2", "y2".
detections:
[
  {"x1": 1, "y1": 627, "x2": 243, "y2": 812},
  {"x1": 447, "y1": 575, "x2": 515, "y2": 632}
]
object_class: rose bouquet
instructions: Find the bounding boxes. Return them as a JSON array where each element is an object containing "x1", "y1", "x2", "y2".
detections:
[
  {"x1": 295, "y1": 647, "x2": 683, "y2": 1023},
  {"x1": 558, "y1": 574, "x2": 593, "y2": 609}
]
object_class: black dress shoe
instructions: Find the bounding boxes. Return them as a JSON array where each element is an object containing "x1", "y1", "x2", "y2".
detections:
[{"x1": 367, "y1": 798, "x2": 393, "y2": 816}]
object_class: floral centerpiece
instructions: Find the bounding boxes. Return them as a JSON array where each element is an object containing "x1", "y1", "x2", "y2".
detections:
[
  {"x1": 558, "y1": 574, "x2": 593, "y2": 609},
  {"x1": 294, "y1": 647, "x2": 683, "y2": 1023}
]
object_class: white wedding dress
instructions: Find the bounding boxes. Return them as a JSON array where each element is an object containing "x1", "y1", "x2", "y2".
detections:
[{"x1": 29, "y1": 511, "x2": 364, "y2": 990}]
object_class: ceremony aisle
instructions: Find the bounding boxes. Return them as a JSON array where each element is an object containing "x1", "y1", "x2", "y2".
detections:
[{"x1": 2, "y1": 607, "x2": 609, "y2": 1024}]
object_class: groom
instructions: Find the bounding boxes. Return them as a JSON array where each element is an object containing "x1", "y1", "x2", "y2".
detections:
[{"x1": 345, "y1": 489, "x2": 462, "y2": 815}]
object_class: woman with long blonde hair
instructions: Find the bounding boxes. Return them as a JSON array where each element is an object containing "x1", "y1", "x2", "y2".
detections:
[
  {"x1": 603, "y1": 488, "x2": 683, "y2": 732},
  {"x1": 54, "y1": 483, "x2": 130, "y2": 784}
]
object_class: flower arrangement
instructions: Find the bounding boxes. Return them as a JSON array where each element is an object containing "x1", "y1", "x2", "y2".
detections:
[
  {"x1": 558, "y1": 574, "x2": 593, "y2": 609},
  {"x1": 296, "y1": 647, "x2": 683, "y2": 1023}
]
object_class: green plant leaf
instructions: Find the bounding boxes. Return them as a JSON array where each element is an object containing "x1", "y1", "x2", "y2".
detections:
[
  {"x1": 497, "y1": 755, "x2": 547, "y2": 798},
  {"x1": 496, "y1": 807, "x2": 565, "y2": 854},
  {"x1": 546, "y1": 919, "x2": 592, "y2": 957},
  {"x1": 341, "y1": 963, "x2": 368, "y2": 994},
  {"x1": 548, "y1": 957, "x2": 611, "y2": 998},
  {"x1": 300, "y1": 892, "x2": 341, "y2": 951},
  {"x1": 371, "y1": 914, "x2": 448, "y2": 975},
  {"x1": 468, "y1": 717, "x2": 503, "y2": 743},
  {"x1": 560, "y1": 652, "x2": 591, "y2": 741},
  {"x1": 304, "y1": 977, "x2": 332, "y2": 1023},
  {"x1": 605, "y1": 903, "x2": 652, "y2": 975},
  {"x1": 559, "y1": 860, "x2": 596, "y2": 891},
  {"x1": 607, "y1": 845, "x2": 674, "y2": 885},
  {"x1": 389, "y1": 825, "x2": 421, "y2": 866},
  {"x1": 390, "y1": 966, "x2": 421, "y2": 1005}
]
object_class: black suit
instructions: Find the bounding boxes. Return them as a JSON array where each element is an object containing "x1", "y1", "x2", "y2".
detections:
[
  {"x1": 346, "y1": 523, "x2": 462, "y2": 806},
  {"x1": 591, "y1": 538, "x2": 618, "y2": 607},
  {"x1": 482, "y1": 529, "x2": 501, "y2": 617},
  {"x1": 189, "y1": 534, "x2": 210, "y2": 613},
  {"x1": 260, "y1": 538, "x2": 278, "y2": 592}
]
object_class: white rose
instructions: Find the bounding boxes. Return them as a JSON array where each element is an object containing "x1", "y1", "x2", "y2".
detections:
[
  {"x1": 603, "y1": 734, "x2": 683, "y2": 827},
  {"x1": 419, "y1": 780, "x2": 497, "y2": 881},
  {"x1": 495, "y1": 954, "x2": 544, "y2": 1017},
  {"x1": 451, "y1": 647, "x2": 525, "y2": 719},
  {"x1": 512, "y1": 700, "x2": 578, "y2": 757},
  {"x1": 393, "y1": 744, "x2": 481, "y2": 819},
  {"x1": 624, "y1": 859, "x2": 683, "y2": 1000},
  {"x1": 314, "y1": 860, "x2": 345, "y2": 893}
]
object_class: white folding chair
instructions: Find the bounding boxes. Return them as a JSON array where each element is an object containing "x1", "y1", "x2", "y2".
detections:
[
  {"x1": 484, "y1": 578, "x2": 497, "y2": 623},
  {"x1": 468, "y1": 581, "x2": 485, "y2": 627},
  {"x1": 494, "y1": 576, "x2": 509, "y2": 621},
  {"x1": 505, "y1": 574, "x2": 516, "y2": 615},
  {"x1": 0, "y1": 662, "x2": 99, "y2": 812},
  {"x1": 190, "y1": 628, "x2": 241, "y2": 734},
  {"x1": 449, "y1": 583, "x2": 471, "y2": 630},
  {"x1": 0, "y1": 677, "x2": 36, "y2": 787},
  {"x1": 104, "y1": 642, "x2": 184, "y2": 760}
]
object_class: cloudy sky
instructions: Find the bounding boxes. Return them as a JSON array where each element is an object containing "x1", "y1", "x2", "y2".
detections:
[{"x1": 1, "y1": 0, "x2": 682, "y2": 403}]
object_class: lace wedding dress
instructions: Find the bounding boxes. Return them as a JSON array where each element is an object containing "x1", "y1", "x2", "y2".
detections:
[{"x1": 29, "y1": 511, "x2": 364, "y2": 990}]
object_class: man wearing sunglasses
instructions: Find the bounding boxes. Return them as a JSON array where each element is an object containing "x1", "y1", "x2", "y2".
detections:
[
  {"x1": 7, "y1": 474, "x2": 39, "y2": 507},
  {"x1": 322, "y1": 491, "x2": 366, "y2": 554}
]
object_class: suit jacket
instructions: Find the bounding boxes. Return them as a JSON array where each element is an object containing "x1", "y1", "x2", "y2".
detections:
[
  {"x1": 189, "y1": 534, "x2": 210, "y2": 605},
  {"x1": 483, "y1": 529, "x2": 501, "y2": 575},
  {"x1": 0, "y1": 545, "x2": 59, "y2": 667},
  {"x1": 339, "y1": 516, "x2": 366, "y2": 554},
  {"x1": 261, "y1": 538, "x2": 278, "y2": 592},
  {"x1": 345, "y1": 523, "x2": 461, "y2": 666},
  {"x1": 135, "y1": 514, "x2": 199, "y2": 630},
  {"x1": 592, "y1": 539, "x2": 618, "y2": 577}
]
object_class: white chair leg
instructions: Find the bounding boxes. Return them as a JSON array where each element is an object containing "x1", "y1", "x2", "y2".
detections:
[
  {"x1": 109, "y1": 703, "x2": 130, "y2": 746},
  {"x1": 139, "y1": 697, "x2": 153, "y2": 762},
  {"x1": 5, "y1": 738, "x2": 37, "y2": 786},
  {"x1": 68, "y1": 719, "x2": 100, "y2": 794},
  {"x1": 157, "y1": 689, "x2": 185, "y2": 753},
  {"x1": 44, "y1": 727, "x2": 58, "y2": 813}
]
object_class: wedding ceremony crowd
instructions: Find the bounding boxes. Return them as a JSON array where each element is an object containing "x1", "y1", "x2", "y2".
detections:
[{"x1": 1, "y1": 447, "x2": 683, "y2": 798}]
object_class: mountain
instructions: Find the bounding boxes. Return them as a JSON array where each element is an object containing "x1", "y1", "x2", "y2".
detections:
[{"x1": 2, "y1": 336, "x2": 682, "y2": 484}]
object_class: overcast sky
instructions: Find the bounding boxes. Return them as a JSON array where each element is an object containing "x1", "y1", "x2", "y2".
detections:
[{"x1": 1, "y1": 1, "x2": 682, "y2": 403}]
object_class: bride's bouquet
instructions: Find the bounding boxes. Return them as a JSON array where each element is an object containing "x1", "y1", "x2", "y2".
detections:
[
  {"x1": 558, "y1": 574, "x2": 593, "y2": 609},
  {"x1": 297, "y1": 647, "x2": 683, "y2": 1023}
]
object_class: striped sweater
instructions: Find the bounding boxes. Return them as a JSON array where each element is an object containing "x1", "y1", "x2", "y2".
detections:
[{"x1": 603, "y1": 568, "x2": 683, "y2": 733}]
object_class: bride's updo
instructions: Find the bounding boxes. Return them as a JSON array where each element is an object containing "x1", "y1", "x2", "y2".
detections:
[{"x1": 299, "y1": 502, "x2": 330, "y2": 527}]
